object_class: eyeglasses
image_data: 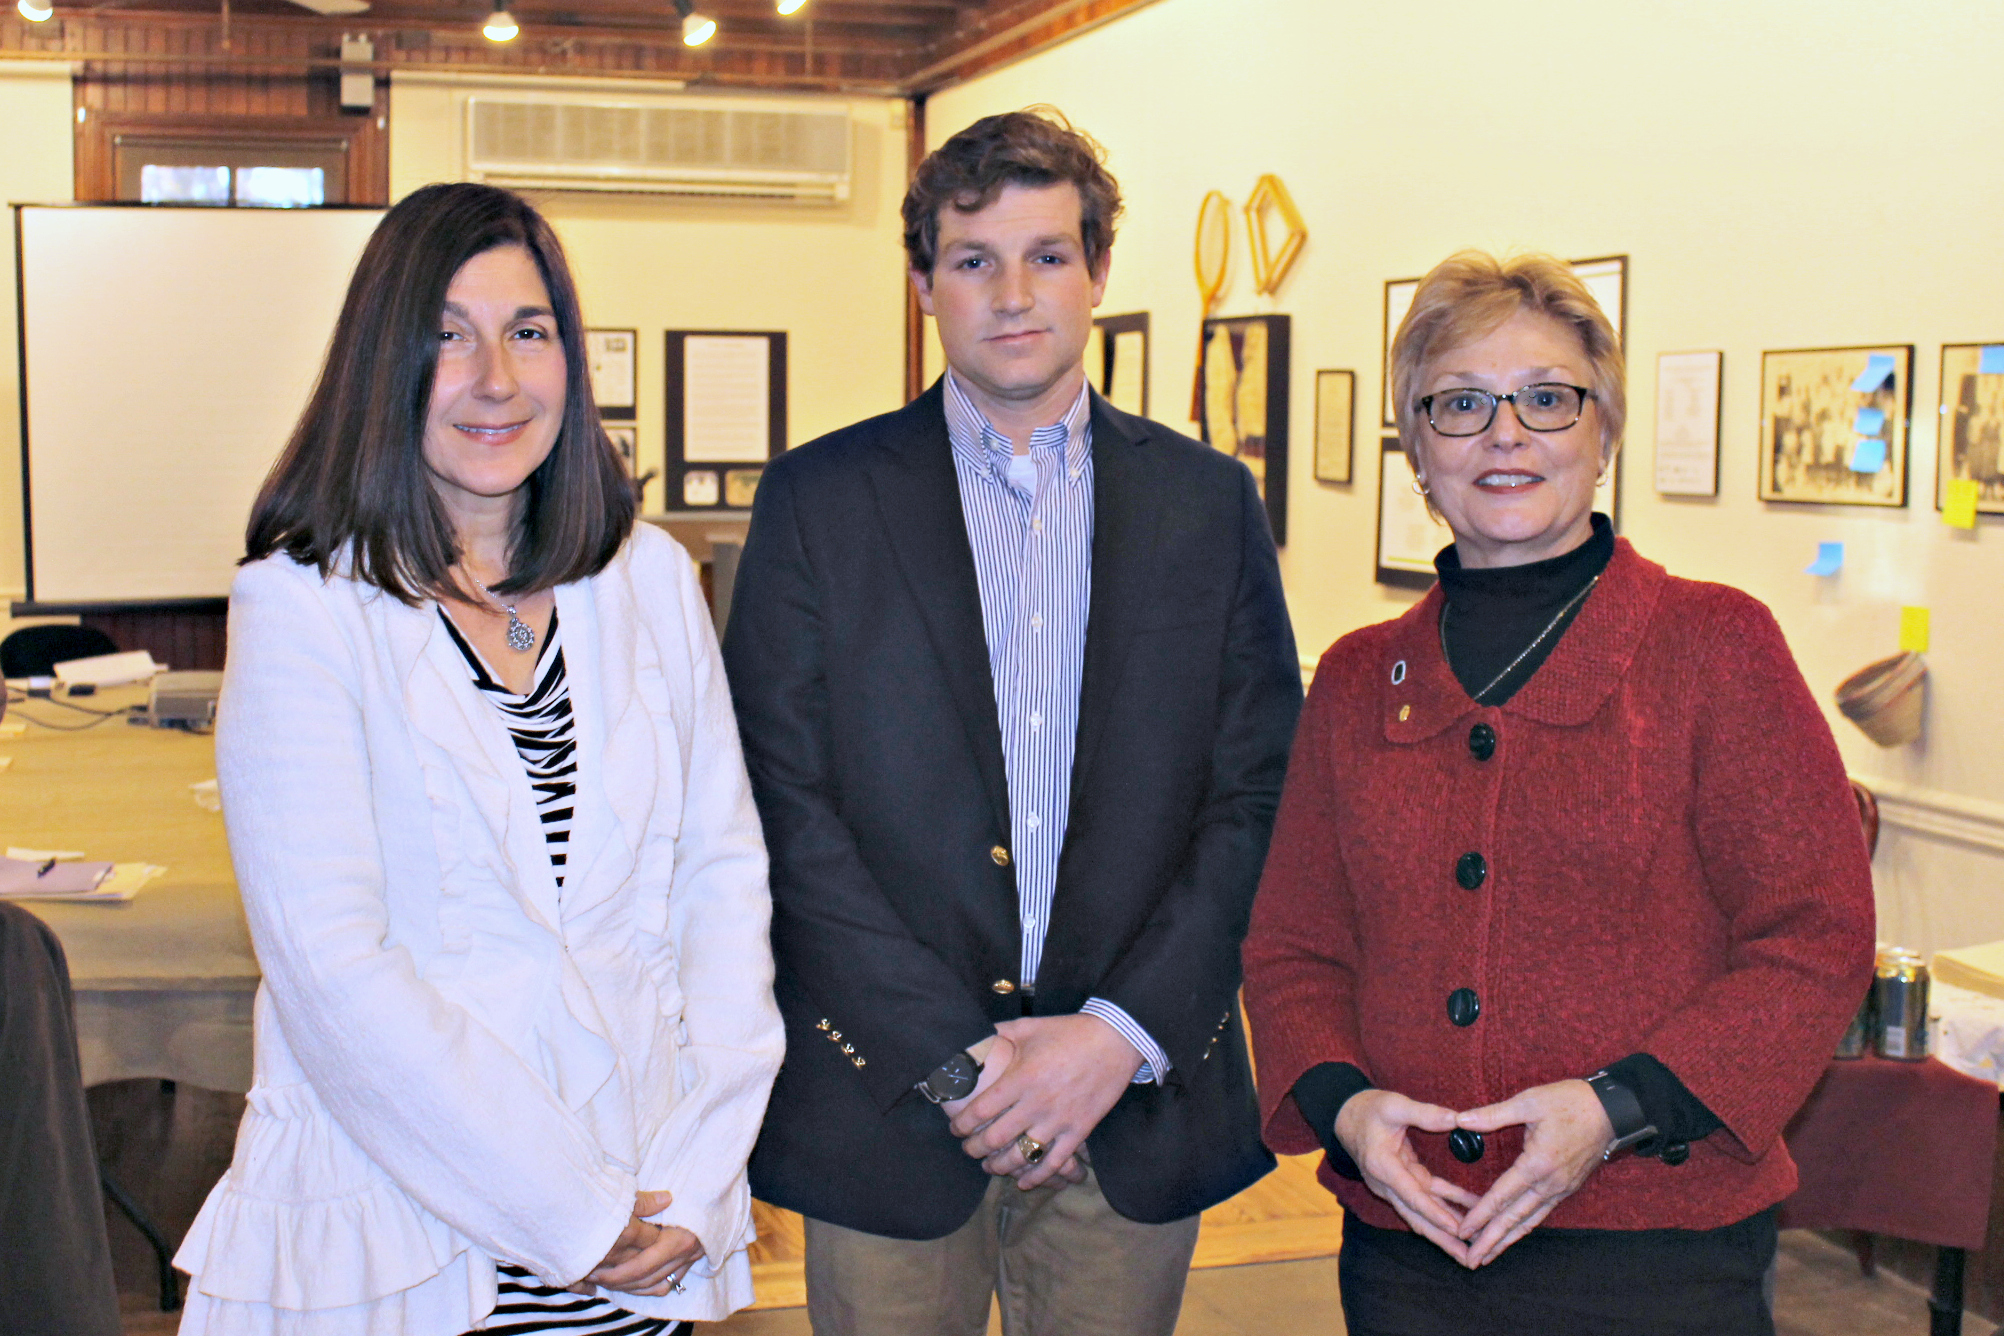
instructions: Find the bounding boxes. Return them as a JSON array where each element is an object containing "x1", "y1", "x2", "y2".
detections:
[{"x1": 1416, "y1": 383, "x2": 1593, "y2": 437}]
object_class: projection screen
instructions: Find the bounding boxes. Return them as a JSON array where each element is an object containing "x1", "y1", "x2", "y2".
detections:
[{"x1": 16, "y1": 205, "x2": 385, "y2": 606}]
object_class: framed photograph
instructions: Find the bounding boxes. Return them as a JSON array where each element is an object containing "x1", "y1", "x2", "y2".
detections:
[
  {"x1": 665, "y1": 329, "x2": 787, "y2": 511},
  {"x1": 1758, "y1": 345, "x2": 1912, "y2": 507},
  {"x1": 1314, "y1": 370, "x2": 1354, "y2": 484},
  {"x1": 1092, "y1": 312, "x2": 1149, "y2": 418},
  {"x1": 1654, "y1": 350, "x2": 1723, "y2": 497},
  {"x1": 1377, "y1": 436, "x2": 1451, "y2": 589},
  {"x1": 1199, "y1": 313, "x2": 1290, "y2": 544},
  {"x1": 1382, "y1": 278, "x2": 1420, "y2": 428},
  {"x1": 586, "y1": 328, "x2": 637, "y2": 421},
  {"x1": 603, "y1": 423, "x2": 638, "y2": 467},
  {"x1": 1937, "y1": 343, "x2": 2004, "y2": 515}
]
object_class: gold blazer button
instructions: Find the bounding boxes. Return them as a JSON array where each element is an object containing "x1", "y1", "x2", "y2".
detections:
[
  {"x1": 991, "y1": 979, "x2": 1017, "y2": 995},
  {"x1": 990, "y1": 845, "x2": 1011, "y2": 867}
]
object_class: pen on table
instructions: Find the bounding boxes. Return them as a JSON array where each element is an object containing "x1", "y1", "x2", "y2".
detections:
[{"x1": 36, "y1": 858, "x2": 57, "y2": 877}]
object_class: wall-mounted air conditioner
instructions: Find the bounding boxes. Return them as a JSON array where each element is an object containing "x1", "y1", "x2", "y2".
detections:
[{"x1": 465, "y1": 92, "x2": 853, "y2": 202}]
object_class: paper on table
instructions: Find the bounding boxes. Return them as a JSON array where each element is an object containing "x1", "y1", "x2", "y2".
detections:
[
  {"x1": 1109, "y1": 330, "x2": 1147, "y2": 417},
  {"x1": 1980, "y1": 346, "x2": 2004, "y2": 375},
  {"x1": 0, "y1": 856, "x2": 112, "y2": 897},
  {"x1": 682, "y1": 335, "x2": 771, "y2": 464},
  {"x1": 1805, "y1": 542, "x2": 1844, "y2": 576},
  {"x1": 0, "y1": 721, "x2": 23, "y2": 738},
  {"x1": 1851, "y1": 354, "x2": 1896, "y2": 392},
  {"x1": 1853, "y1": 406, "x2": 1887, "y2": 435},
  {"x1": 1946, "y1": 478, "x2": 1981, "y2": 529},
  {"x1": 6, "y1": 846, "x2": 84, "y2": 861},
  {"x1": 0, "y1": 862, "x2": 163, "y2": 904},
  {"x1": 1849, "y1": 438, "x2": 1888, "y2": 473},
  {"x1": 0, "y1": 757, "x2": 11, "y2": 772},
  {"x1": 191, "y1": 778, "x2": 221, "y2": 812},
  {"x1": 1900, "y1": 606, "x2": 1931, "y2": 654}
]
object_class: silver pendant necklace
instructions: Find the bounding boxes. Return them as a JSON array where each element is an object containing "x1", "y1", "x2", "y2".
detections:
[
  {"x1": 1440, "y1": 573, "x2": 1600, "y2": 703},
  {"x1": 470, "y1": 577, "x2": 537, "y2": 653}
]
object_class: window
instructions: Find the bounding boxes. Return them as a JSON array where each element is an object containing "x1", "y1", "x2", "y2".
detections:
[{"x1": 116, "y1": 137, "x2": 348, "y2": 206}]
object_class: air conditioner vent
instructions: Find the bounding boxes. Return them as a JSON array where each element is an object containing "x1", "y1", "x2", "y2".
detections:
[{"x1": 467, "y1": 96, "x2": 852, "y2": 201}]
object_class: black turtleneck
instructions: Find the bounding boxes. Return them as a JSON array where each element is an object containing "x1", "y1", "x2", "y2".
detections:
[
  {"x1": 1435, "y1": 513, "x2": 1615, "y2": 706},
  {"x1": 1288, "y1": 514, "x2": 1721, "y2": 1181}
]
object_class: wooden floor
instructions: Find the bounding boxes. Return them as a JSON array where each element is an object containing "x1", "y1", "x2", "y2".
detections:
[{"x1": 744, "y1": 1153, "x2": 1341, "y2": 1310}]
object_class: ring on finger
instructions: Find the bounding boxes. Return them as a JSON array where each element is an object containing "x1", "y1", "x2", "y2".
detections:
[
  {"x1": 1014, "y1": 1133, "x2": 1048, "y2": 1165},
  {"x1": 669, "y1": 1276, "x2": 685, "y2": 1294}
]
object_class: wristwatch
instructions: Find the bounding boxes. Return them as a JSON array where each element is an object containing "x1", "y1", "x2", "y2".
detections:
[
  {"x1": 1585, "y1": 1069, "x2": 1660, "y2": 1160},
  {"x1": 917, "y1": 1050, "x2": 982, "y2": 1104}
]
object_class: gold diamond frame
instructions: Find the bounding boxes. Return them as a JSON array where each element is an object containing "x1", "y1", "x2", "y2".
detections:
[{"x1": 1244, "y1": 174, "x2": 1307, "y2": 296}]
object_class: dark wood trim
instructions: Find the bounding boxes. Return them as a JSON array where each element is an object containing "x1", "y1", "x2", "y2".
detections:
[
  {"x1": 13, "y1": 598, "x2": 228, "y2": 616},
  {"x1": 902, "y1": 0, "x2": 1164, "y2": 94},
  {"x1": 75, "y1": 105, "x2": 390, "y2": 205}
]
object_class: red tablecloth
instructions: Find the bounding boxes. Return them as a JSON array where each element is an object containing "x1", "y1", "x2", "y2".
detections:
[{"x1": 1780, "y1": 1054, "x2": 1998, "y2": 1250}]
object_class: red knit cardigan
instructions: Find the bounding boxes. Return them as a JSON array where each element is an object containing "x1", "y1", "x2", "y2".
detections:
[{"x1": 1242, "y1": 540, "x2": 1877, "y2": 1232}]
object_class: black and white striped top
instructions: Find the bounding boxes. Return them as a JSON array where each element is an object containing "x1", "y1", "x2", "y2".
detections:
[
  {"x1": 440, "y1": 606, "x2": 577, "y2": 888},
  {"x1": 441, "y1": 608, "x2": 686, "y2": 1336}
]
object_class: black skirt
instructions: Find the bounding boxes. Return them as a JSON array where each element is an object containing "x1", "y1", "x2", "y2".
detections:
[{"x1": 1337, "y1": 1208, "x2": 1777, "y2": 1336}]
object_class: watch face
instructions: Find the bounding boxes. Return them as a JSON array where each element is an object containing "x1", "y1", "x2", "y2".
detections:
[{"x1": 930, "y1": 1052, "x2": 978, "y2": 1099}]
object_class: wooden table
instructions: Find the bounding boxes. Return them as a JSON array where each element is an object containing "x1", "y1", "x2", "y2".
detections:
[{"x1": 2, "y1": 684, "x2": 257, "y2": 1093}]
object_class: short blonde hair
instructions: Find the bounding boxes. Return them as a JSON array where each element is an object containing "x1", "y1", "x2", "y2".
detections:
[{"x1": 1390, "y1": 250, "x2": 1625, "y2": 472}]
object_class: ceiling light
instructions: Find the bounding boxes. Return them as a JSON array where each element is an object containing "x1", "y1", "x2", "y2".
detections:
[
  {"x1": 481, "y1": 2, "x2": 517, "y2": 40},
  {"x1": 673, "y1": 0, "x2": 714, "y2": 45},
  {"x1": 776, "y1": 0, "x2": 808, "y2": 13},
  {"x1": 18, "y1": 0, "x2": 54, "y2": 21}
]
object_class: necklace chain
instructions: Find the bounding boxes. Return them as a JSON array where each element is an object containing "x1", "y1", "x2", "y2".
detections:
[
  {"x1": 469, "y1": 576, "x2": 537, "y2": 654},
  {"x1": 1440, "y1": 574, "x2": 1601, "y2": 704}
]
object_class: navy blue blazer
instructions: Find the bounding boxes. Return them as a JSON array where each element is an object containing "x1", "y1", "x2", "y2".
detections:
[{"x1": 722, "y1": 381, "x2": 1301, "y2": 1238}]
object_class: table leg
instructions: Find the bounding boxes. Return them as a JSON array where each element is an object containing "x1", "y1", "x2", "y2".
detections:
[
  {"x1": 99, "y1": 1163, "x2": 181, "y2": 1312},
  {"x1": 1930, "y1": 1246, "x2": 1966, "y2": 1336}
]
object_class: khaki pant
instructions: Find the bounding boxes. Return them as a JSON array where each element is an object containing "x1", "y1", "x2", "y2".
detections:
[{"x1": 803, "y1": 1162, "x2": 1200, "y2": 1336}]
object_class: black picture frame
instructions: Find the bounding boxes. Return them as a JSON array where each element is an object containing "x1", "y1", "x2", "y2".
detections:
[
  {"x1": 664, "y1": 329, "x2": 787, "y2": 513},
  {"x1": 586, "y1": 327, "x2": 638, "y2": 421},
  {"x1": 1198, "y1": 313, "x2": 1289, "y2": 544},
  {"x1": 1091, "y1": 311, "x2": 1150, "y2": 418},
  {"x1": 1375, "y1": 435, "x2": 1449, "y2": 590},
  {"x1": 1937, "y1": 343, "x2": 2004, "y2": 516}
]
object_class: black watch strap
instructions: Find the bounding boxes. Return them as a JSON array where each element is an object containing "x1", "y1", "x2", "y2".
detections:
[
  {"x1": 1586, "y1": 1069, "x2": 1659, "y2": 1160},
  {"x1": 918, "y1": 1050, "x2": 982, "y2": 1104}
]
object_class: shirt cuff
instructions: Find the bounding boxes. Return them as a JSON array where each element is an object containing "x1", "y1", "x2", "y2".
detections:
[
  {"x1": 1291, "y1": 1062, "x2": 1373, "y2": 1180},
  {"x1": 1079, "y1": 999, "x2": 1171, "y2": 1085},
  {"x1": 1600, "y1": 1052, "x2": 1725, "y2": 1148}
]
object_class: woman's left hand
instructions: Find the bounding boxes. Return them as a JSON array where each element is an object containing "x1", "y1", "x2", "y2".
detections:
[
  {"x1": 1452, "y1": 1079, "x2": 1613, "y2": 1267},
  {"x1": 586, "y1": 1214, "x2": 706, "y2": 1297}
]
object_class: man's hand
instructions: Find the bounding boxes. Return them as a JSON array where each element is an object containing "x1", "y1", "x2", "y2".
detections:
[
  {"x1": 1453, "y1": 1079, "x2": 1612, "y2": 1267},
  {"x1": 947, "y1": 1013, "x2": 1139, "y2": 1189},
  {"x1": 577, "y1": 1190, "x2": 707, "y2": 1297},
  {"x1": 1334, "y1": 1090, "x2": 1479, "y2": 1265}
]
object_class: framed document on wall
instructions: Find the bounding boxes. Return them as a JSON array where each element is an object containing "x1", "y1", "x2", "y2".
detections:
[
  {"x1": 1314, "y1": 369, "x2": 1354, "y2": 484},
  {"x1": 1198, "y1": 313, "x2": 1290, "y2": 543},
  {"x1": 665, "y1": 330, "x2": 787, "y2": 512},
  {"x1": 1376, "y1": 436, "x2": 1450, "y2": 590},
  {"x1": 1092, "y1": 311, "x2": 1150, "y2": 418},
  {"x1": 586, "y1": 328, "x2": 637, "y2": 421}
]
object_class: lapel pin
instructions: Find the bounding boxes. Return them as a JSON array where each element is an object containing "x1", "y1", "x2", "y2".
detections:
[{"x1": 1391, "y1": 660, "x2": 1407, "y2": 684}]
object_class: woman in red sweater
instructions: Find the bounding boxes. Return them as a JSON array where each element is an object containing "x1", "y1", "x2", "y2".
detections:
[{"x1": 1241, "y1": 251, "x2": 1876, "y2": 1335}]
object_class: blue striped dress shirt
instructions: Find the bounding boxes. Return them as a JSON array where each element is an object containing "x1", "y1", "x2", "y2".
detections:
[{"x1": 943, "y1": 371, "x2": 1170, "y2": 1084}]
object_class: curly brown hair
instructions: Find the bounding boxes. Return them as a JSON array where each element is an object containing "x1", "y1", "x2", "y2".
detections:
[{"x1": 903, "y1": 107, "x2": 1123, "y2": 276}]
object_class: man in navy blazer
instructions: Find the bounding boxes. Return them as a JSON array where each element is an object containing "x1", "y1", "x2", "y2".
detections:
[{"x1": 723, "y1": 110, "x2": 1301, "y2": 1335}]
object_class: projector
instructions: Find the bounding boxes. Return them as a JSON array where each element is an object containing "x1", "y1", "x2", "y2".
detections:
[{"x1": 146, "y1": 671, "x2": 223, "y2": 730}]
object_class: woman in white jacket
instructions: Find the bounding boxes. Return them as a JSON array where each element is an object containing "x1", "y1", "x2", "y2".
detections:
[{"x1": 174, "y1": 183, "x2": 783, "y2": 1336}]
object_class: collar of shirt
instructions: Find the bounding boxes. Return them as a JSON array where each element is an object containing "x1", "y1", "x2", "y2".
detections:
[{"x1": 942, "y1": 369, "x2": 1093, "y2": 493}]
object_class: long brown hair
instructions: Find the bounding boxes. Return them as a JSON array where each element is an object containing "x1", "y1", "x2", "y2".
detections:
[{"x1": 245, "y1": 182, "x2": 634, "y2": 602}]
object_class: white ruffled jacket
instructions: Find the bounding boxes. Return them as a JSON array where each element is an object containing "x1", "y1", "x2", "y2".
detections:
[{"x1": 174, "y1": 525, "x2": 783, "y2": 1335}]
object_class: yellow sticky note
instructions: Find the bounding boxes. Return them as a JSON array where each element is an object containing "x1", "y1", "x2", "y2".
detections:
[
  {"x1": 1899, "y1": 606, "x2": 1931, "y2": 653},
  {"x1": 1946, "y1": 478, "x2": 1980, "y2": 529}
]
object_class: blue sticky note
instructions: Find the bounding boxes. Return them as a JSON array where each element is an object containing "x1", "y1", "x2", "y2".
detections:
[
  {"x1": 1981, "y1": 345, "x2": 2004, "y2": 375},
  {"x1": 1851, "y1": 354, "x2": 1895, "y2": 392},
  {"x1": 1850, "y1": 437, "x2": 1888, "y2": 473},
  {"x1": 1805, "y1": 542, "x2": 1845, "y2": 576},
  {"x1": 1853, "y1": 406, "x2": 1886, "y2": 435}
]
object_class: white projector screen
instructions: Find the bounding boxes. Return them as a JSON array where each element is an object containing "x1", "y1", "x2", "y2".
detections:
[{"x1": 18, "y1": 205, "x2": 385, "y2": 605}]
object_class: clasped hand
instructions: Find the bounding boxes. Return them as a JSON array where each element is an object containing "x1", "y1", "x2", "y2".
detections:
[
  {"x1": 1335, "y1": 1080, "x2": 1613, "y2": 1269},
  {"x1": 573, "y1": 1190, "x2": 705, "y2": 1297},
  {"x1": 942, "y1": 1014, "x2": 1143, "y2": 1190}
]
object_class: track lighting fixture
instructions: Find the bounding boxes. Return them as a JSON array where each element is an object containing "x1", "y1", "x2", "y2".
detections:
[
  {"x1": 481, "y1": 1, "x2": 517, "y2": 40},
  {"x1": 18, "y1": 0, "x2": 55, "y2": 21},
  {"x1": 777, "y1": 0, "x2": 808, "y2": 14},
  {"x1": 673, "y1": 0, "x2": 715, "y2": 46}
]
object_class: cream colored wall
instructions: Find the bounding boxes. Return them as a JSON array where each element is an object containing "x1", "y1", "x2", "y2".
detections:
[
  {"x1": 927, "y1": 0, "x2": 2004, "y2": 955},
  {"x1": 390, "y1": 76, "x2": 910, "y2": 514},
  {"x1": 0, "y1": 63, "x2": 76, "y2": 615}
]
